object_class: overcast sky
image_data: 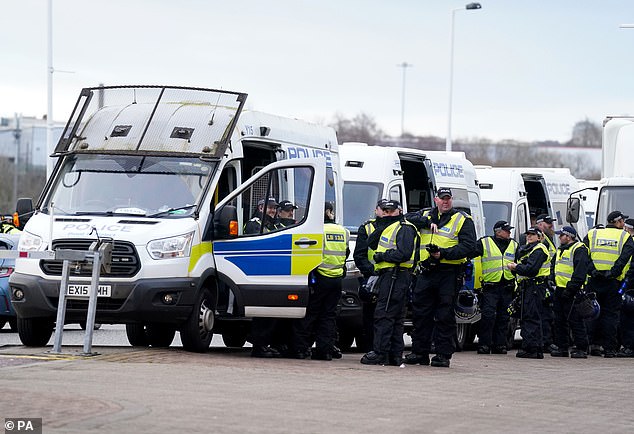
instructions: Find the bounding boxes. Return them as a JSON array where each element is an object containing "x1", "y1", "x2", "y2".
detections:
[{"x1": 1, "y1": 0, "x2": 634, "y2": 142}]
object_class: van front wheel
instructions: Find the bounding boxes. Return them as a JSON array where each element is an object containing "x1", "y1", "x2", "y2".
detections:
[
  {"x1": 180, "y1": 288, "x2": 214, "y2": 353},
  {"x1": 17, "y1": 317, "x2": 54, "y2": 346}
]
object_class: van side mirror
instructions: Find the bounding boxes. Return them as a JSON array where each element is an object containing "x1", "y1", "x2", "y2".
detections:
[
  {"x1": 15, "y1": 197, "x2": 34, "y2": 230},
  {"x1": 566, "y1": 197, "x2": 580, "y2": 224},
  {"x1": 213, "y1": 205, "x2": 239, "y2": 239}
]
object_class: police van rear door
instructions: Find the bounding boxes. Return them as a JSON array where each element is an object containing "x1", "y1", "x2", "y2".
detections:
[{"x1": 212, "y1": 158, "x2": 326, "y2": 318}]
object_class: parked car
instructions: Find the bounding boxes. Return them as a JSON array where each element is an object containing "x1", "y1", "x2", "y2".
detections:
[{"x1": 0, "y1": 233, "x2": 20, "y2": 331}]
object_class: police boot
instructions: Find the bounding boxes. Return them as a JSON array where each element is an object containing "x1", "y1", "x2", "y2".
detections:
[
  {"x1": 403, "y1": 352, "x2": 430, "y2": 365},
  {"x1": 430, "y1": 354, "x2": 451, "y2": 368},
  {"x1": 617, "y1": 347, "x2": 634, "y2": 358},
  {"x1": 360, "y1": 351, "x2": 387, "y2": 365}
]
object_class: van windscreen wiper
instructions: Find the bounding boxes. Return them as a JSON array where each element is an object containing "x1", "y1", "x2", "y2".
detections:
[{"x1": 147, "y1": 205, "x2": 197, "y2": 218}]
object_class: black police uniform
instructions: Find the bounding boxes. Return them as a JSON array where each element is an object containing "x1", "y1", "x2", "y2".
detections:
[
  {"x1": 540, "y1": 234, "x2": 557, "y2": 352},
  {"x1": 619, "y1": 263, "x2": 634, "y2": 357},
  {"x1": 473, "y1": 234, "x2": 516, "y2": 353},
  {"x1": 583, "y1": 223, "x2": 634, "y2": 357},
  {"x1": 550, "y1": 240, "x2": 591, "y2": 357},
  {"x1": 406, "y1": 207, "x2": 477, "y2": 367},
  {"x1": 353, "y1": 216, "x2": 389, "y2": 351},
  {"x1": 514, "y1": 240, "x2": 549, "y2": 358},
  {"x1": 360, "y1": 214, "x2": 418, "y2": 366}
]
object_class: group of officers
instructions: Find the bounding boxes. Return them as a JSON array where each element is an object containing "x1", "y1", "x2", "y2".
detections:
[
  {"x1": 353, "y1": 187, "x2": 634, "y2": 367},
  {"x1": 246, "y1": 189, "x2": 634, "y2": 366}
]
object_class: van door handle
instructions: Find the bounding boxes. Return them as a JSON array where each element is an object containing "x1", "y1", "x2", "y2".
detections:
[{"x1": 294, "y1": 239, "x2": 317, "y2": 246}]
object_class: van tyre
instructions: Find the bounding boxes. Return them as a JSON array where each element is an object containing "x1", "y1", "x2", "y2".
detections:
[
  {"x1": 126, "y1": 323, "x2": 149, "y2": 347},
  {"x1": 17, "y1": 317, "x2": 54, "y2": 346},
  {"x1": 146, "y1": 324, "x2": 176, "y2": 347},
  {"x1": 180, "y1": 288, "x2": 214, "y2": 353}
]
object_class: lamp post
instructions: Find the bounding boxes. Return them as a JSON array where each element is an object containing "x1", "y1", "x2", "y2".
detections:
[
  {"x1": 446, "y1": 2, "x2": 482, "y2": 152},
  {"x1": 397, "y1": 61, "x2": 413, "y2": 138}
]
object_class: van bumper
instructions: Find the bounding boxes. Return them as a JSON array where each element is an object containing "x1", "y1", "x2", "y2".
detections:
[{"x1": 9, "y1": 272, "x2": 199, "y2": 324}]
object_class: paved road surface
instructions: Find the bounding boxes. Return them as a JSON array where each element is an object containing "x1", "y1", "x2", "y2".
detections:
[{"x1": 1, "y1": 324, "x2": 633, "y2": 433}]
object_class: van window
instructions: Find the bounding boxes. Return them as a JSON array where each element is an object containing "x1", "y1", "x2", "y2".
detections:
[
  {"x1": 388, "y1": 185, "x2": 402, "y2": 204},
  {"x1": 516, "y1": 202, "x2": 528, "y2": 239},
  {"x1": 343, "y1": 181, "x2": 382, "y2": 233},
  {"x1": 482, "y1": 201, "x2": 511, "y2": 236},
  {"x1": 227, "y1": 166, "x2": 313, "y2": 236}
]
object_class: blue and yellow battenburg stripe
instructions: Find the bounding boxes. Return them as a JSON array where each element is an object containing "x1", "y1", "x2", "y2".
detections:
[{"x1": 210, "y1": 234, "x2": 323, "y2": 276}]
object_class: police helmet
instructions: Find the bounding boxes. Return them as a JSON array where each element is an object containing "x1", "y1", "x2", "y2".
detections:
[
  {"x1": 455, "y1": 289, "x2": 479, "y2": 318},
  {"x1": 575, "y1": 291, "x2": 601, "y2": 321},
  {"x1": 622, "y1": 289, "x2": 634, "y2": 315}
]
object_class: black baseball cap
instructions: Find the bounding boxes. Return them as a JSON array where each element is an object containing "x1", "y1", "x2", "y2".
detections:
[
  {"x1": 525, "y1": 226, "x2": 543, "y2": 235},
  {"x1": 436, "y1": 187, "x2": 452, "y2": 198},
  {"x1": 607, "y1": 210, "x2": 629, "y2": 223},
  {"x1": 555, "y1": 225, "x2": 577, "y2": 238},
  {"x1": 376, "y1": 198, "x2": 390, "y2": 208},
  {"x1": 278, "y1": 200, "x2": 298, "y2": 211},
  {"x1": 493, "y1": 220, "x2": 513, "y2": 232},
  {"x1": 380, "y1": 200, "x2": 402, "y2": 210},
  {"x1": 625, "y1": 218, "x2": 634, "y2": 229},
  {"x1": 257, "y1": 197, "x2": 278, "y2": 207},
  {"x1": 536, "y1": 214, "x2": 554, "y2": 224}
]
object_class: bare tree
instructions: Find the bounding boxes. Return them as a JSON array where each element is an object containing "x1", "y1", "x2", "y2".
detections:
[
  {"x1": 330, "y1": 112, "x2": 385, "y2": 145},
  {"x1": 569, "y1": 118, "x2": 601, "y2": 148}
]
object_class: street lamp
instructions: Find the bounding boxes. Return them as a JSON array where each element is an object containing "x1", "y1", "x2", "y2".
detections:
[
  {"x1": 446, "y1": 2, "x2": 482, "y2": 152},
  {"x1": 397, "y1": 61, "x2": 413, "y2": 138}
]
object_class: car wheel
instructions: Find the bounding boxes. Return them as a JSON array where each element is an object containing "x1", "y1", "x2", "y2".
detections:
[
  {"x1": 180, "y1": 288, "x2": 214, "y2": 353},
  {"x1": 17, "y1": 317, "x2": 54, "y2": 346}
]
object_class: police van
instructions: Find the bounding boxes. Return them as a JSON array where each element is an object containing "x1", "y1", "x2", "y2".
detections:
[
  {"x1": 338, "y1": 142, "x2": 485, "y2": 350},
  {"x1": 475, "y1": 166, "x2": 589, "y2": 242},
  {"x1": 10, "y1": 85, "x2": 340, "y2": 352}
]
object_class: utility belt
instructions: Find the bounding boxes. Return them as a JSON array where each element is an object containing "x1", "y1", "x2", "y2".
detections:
[
  {"x1": 518, "y1": 277, "x2": 548, "y2": 288},
  {"x1": 415, "y1": 260, "x2": 464, "y2": 275},
  {"x1": 377, "y1": 266, "x2": 408, "y2": 275},
  {"x1": 481, "y1": 280, "x2": 515, "y2": 290}
]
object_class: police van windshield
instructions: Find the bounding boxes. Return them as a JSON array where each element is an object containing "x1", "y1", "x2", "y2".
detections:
[
  {"x1": 596, "y1": 186, "x2": 634, "y2": 226},
  {"x1": 343, "y1": 181, "x2": 382, "y2": 233},
  {"x1": 43, "y1": 154, "x2": 214, "y2": 217},
  {"x1": 482, "y1": 201, "x2": 512, "y2": 235}
]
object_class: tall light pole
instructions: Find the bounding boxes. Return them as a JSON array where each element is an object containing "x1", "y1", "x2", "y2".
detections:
[
  {"x1": 446, "y1": 2, "x2": 482, "y2": 152},
  {"x1": 398, "y1": 62, "x2": 413, "y2": 137},
  {"x1": 46, "y1": 0, "x2": 54, "y2": 178}
]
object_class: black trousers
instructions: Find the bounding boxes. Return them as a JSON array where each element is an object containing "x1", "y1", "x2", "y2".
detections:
[
  {"x1": 619, "y1": 308, "x2": 634, "y2": 350},
  {"x1": 553, "y1": 287, "x2": 588, "y2": 351},
  {"x1": 478, "y1": 282, "x2": 514, "y2": 348},
  {"x1": 361, "y1": 300, "x2": 376, "y2": 352},
  {"x1": 586, "y1": 277, "x2": 622, "y2": 352},
  {"x1": 540, "y1": 289, "x2": 555, "y2": 346},
  {"x1": 519, "y1": 280, "x2": 545, "y2": 353},
  {"x1": 411, "y1": 266, "x2": 461, "y2": 357},
  {"x1": 293, "y1": 273, "x2": 343, "y2": 353},
  {"x1": 372, "y1": 268, "x2": 411, "y2": 356}
]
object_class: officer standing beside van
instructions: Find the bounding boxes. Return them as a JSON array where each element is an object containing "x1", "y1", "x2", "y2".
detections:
[
  {"x1": 404, "y1": 187, "x2": 476, "y2": 368},
  {"x1": 618, "y1": 218, "x2": 634, "y2": 358},
  {"x1": 360, "y1": 200, "x2": 418, "y2": 366},
  {"x1": 550, "y1": 225, "x2": 591, "y2": 358},
  {"x1": 508, "y1": 226, "x2": 550, "y2": 359},
  {"x1": 584, "y1": 210, "x2": 634, "y2": 357},
  {"x1": 474, "y1": 220, "x2": 518, "y2": 355}
]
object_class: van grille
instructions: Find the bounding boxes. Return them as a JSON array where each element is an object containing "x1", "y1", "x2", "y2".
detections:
[
  {"x1": 40, "y1": 239, "x2": 140, "y2": 277},
  {"x1": 48, "y1": 297, "x2": 126, "y2": 311}
]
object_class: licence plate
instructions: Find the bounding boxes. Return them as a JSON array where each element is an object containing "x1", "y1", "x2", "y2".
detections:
[{"x1": 66, "y1": 284, "x2": 112, "y2": 298}]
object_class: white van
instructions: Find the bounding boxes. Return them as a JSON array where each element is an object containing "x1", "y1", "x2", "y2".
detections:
[
  {"x1": 10, "y1": 85, "x2": 340, "y2": 352},
  {"x1": 475, "y1": 166, "x2": 588, "y2": 241},
  {"x1": 337, "y1": 143, "x2": 485, "y2": 350}
]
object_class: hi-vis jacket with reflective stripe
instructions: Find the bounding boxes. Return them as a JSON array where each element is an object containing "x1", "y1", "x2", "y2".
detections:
[
  {"x1": 554, "y1": 241, "x2": 588, "y2": 288},
  {"x1": 353, "y1": 218, "x2": 378, "y2": 278},
  {"x1": 515, "y1": 242, "x2": 550, "y2": 282},
  {"x1": 317, "y1": 223, "x2": 349, "y2": 278},
  {"x1": 587, "y1": 227, "x2": 630, "y2": 280},
  {"x1": 374, "y1": 220, "x2": 418, "y2": 271},
  {"x1": 543, "y1": 235, "x2": 557, "y2": 260},
  {"x1": 479, "y1": 236, "x2": 518, "y2": 283},
  {"x1": 419, "y1": 210, "x2": 472, "y2": 265}
]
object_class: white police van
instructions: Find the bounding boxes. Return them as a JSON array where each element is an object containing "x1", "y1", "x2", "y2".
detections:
[
  {"x1": 338, "y1": 143, "x2": 485, "y2": 350},
  {"x1": 10, "y1": 85, "x2": 341, "y2": 352}
]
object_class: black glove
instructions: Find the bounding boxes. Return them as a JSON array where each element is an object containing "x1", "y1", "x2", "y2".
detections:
[
  {"x1": 426, "y1": 243, "x2": 440, "y2": 254},
  {"x1": 373, "y1": 252, "x2": 385, "y2": 263},
  {"x1": 591, "y1": 269, "x2": 608, "y2": 279},
  {"x1": 562, "y1": 287, "x2": 576, "y2": 299}
]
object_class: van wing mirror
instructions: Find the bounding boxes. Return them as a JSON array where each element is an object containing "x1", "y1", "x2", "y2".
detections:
[
  {"x1": 15, "y1": 197, "x2": 34, "y2": 230},
  {"x1": 213, "y1": 205, "x2": 239, "y2": 240},
  {"x1": 566, "y1": 197, "x2": 580, "y2": 224}
]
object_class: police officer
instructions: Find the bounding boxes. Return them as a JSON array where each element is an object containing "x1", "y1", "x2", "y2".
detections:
[
  {"x1": 294, "y1": 202, "x2": 349, "y2": 360},
  {"x1": 360, "y1": 200, "x2": 418, "y2": 366},
  {"x1": 353, "y1": 199, "x2": 388, "y2": 351},
  {"x1": 404, "y1": 187, "x2": 476, "y2": 368},
  {"x1": 550, "y1": 225, "x2": 591, "y2": 358},
  {"x1": 508, "y1": 226, "x2": 550, "y2": 359},
  {"x1": 618, "y1": 218, "x2": 634, "y2": 357},
  {"x1": 244, "y1": 197, "x2": 283, "y2": 234},
  {"x1": 535, "y1": 214, "x2": 557, "y2": 353},
  {"x1": 277, "y1": 200, "x2": 298, "y2": 227},
  {"x1": 0, "y1": 220, "x2": 20, "y2": 234},
  {"x1": 584, "y1": 210, "x2": 634, "y2": 358},
  {"x1": 474, "y1": 220, "x2": 518, "y2": 355}
]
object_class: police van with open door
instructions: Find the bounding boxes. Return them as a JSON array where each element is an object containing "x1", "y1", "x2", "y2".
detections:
[{"x1": 10, "y1": 85, "x2": 340, "y2": 352}]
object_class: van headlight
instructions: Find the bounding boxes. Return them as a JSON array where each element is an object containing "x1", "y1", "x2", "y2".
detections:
[
  {"x1": 147, "y1": 232, "x2": 194, "y2": 259},
  {"x1": 18, "y1": 231, "x2": 43, "y2": 252}
]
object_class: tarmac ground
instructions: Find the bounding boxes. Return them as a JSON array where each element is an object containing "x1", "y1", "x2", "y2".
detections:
[{"x1": 1, "y1": 332, "x2": 633, "y2": 434}]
